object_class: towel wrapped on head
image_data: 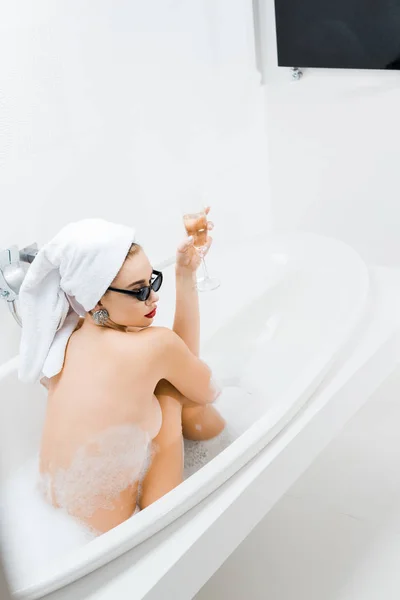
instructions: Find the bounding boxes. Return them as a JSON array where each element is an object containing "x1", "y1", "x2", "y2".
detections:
[{"x1": 18, "y1": 219, "x2": 135, "y2": 384}]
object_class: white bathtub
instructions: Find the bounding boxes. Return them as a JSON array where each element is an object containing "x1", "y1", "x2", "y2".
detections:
[{"x1": 0, "y1": 232, "x2": 369, "y2": 599}]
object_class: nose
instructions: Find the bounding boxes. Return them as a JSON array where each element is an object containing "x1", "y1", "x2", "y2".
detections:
[{"x1": 145, "y1": 289, "x2": 159, "y2": 306}]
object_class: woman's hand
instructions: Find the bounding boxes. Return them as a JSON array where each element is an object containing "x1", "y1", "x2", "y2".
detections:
[{"x1": 176, "y1": 207, "x2": 213, "y2": 276}]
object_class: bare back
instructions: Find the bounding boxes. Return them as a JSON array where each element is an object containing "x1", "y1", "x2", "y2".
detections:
[{"x1": 39, "y1": 323, "x2": 163, "y2": 533}]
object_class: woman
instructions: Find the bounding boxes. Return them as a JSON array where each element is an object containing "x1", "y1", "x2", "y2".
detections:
[{"x1": 37, "y1": 211, "x2": 225, "y2": 534}]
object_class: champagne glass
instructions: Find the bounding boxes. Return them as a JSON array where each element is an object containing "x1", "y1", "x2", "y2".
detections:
[{"x1": 180, "y1": 196, "x2": 220, "y2": 292}]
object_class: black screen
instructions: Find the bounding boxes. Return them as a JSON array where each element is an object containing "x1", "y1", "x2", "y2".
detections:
[{"x1": 275, "y1": 0, "x2": 400, "y2": 70}]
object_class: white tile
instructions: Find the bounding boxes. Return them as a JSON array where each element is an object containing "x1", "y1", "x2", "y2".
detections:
[
  {"x1": 288, "y1": 367, "x2": 400, "y2": 527},
  {"x1": 195, "y1": 496, "x2": 379, "y2": 600},
  {"x1": 337, "y1": 526, "x2": 400, "y2": 600},
  {"x1": 196, "y1": 368, "x2": 400, "y2": 600}
]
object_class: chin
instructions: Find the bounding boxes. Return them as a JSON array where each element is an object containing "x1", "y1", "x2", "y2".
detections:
[{"x1": 142, "y1": 316, "x2": 155, "y2": 326}]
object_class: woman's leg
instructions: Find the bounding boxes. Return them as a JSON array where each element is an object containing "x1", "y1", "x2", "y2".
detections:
[
  {"x1": 139, "y1": 388, "x2": 184, "y2": 510},
  {"x1": 139, "y1": 380, "x2": 226, "y2": 509},
  {"x1": 156, "y1": 379, "x2": 226, "y2": 441}
]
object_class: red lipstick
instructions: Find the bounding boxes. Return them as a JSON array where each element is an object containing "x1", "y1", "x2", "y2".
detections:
[{"x1": 144, "y1": 308, "x2": 157, "y2": 319}]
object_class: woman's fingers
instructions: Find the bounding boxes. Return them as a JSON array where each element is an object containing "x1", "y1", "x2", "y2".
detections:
[
  {"x1": 177, "y1": 230, "x2": 213, "y2": 262},
  {"x1": 177, "y1": 236, "x2": 194, "y2": 254},
  {"x1": 207, "y1": 220, "x2": 214, "y2": 231}
]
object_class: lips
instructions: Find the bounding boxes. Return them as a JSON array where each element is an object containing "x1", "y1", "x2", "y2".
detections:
[{"x1": 144, "y1": 308, "x2": 157, "y2": 319}]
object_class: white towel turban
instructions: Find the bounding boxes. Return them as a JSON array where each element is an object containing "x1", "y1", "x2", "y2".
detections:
[{"x1": 18, "y1": 218, "x2": 135, "y2": 383}]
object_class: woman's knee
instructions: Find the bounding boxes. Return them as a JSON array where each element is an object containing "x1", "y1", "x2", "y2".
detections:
[{"x1": 182, "y1": 405, "x2": 226, "y2": 441}]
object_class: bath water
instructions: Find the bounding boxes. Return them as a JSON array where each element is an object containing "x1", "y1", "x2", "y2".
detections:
[{"x1": 0, "y1": 386, "x2": 266, "y2": 590}]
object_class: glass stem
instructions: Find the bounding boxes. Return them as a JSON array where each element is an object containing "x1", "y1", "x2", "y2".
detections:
[{"x1": 201, "y1": 256, "x2": 210, "y2": 280}]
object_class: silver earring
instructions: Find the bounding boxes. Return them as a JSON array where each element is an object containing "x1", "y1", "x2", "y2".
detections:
[{"x1": 92, "y1": 308, "x2": 109, "y2": 326}]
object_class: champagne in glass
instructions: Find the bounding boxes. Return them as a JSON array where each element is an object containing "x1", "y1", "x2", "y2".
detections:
[
  {"x1": 181, "y1": 199, "x2": 220, "y2": 292},
  {"x1": 183, "y1": 212, "x2": 208, "y2": 250}
]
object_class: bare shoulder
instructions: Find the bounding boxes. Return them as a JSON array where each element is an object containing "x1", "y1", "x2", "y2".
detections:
[
  {"x1": 114, "y1": 326, "x2": 177, "y2": 355},
  {"x1": 138, "y1": 326, "x2": 178, "y2": 349}
]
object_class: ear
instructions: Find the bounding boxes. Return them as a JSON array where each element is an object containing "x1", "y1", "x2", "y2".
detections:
[{"x1": 92, "y1": 300, "x2": 103, "y2": 312}]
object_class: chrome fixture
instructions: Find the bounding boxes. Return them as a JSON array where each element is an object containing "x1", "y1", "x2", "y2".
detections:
[
  {"x1": 291, "y1": 67, "x2": 303, "y2": 81},
  {"x1": 0, "y1": 243, "x2": 38, "y2": 327}
]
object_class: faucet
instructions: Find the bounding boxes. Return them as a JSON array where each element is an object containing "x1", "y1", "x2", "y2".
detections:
[{"x1": 0, "y1": 244, "x2": 38, "y2": 327}]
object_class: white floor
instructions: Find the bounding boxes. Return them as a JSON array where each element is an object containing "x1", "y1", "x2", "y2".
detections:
[{"x1": 195, "y1": 364, "x2": 400, "y2": 600}]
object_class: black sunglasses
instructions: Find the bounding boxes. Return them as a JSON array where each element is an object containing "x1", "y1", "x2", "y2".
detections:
[{"x1": 108, "y1": 270, "x2": 163, "y2": 302}]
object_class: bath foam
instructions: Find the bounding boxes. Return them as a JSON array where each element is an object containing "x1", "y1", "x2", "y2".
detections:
[
  {"x1": 43, "y1": 424, "x2": 151, "y2": 518},
  {"x1": 184, "y1": 427, "x2": 236, "y2": 480},
  {"x1": 0, "y1": 387, "x2": 264, "y2": 588},
  {"x1": 0, "y1": 457, "x2": 96, "y2": 589},
  {"x1": 0, "y1": 427, "x2": 152, "y2": 588},
  {"x1": 209, "y1": 376, "x2": 222, "y2": 401}
]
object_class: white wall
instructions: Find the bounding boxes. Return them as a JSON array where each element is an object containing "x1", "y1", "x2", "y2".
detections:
[
  {"x1": 260, "y1": 0, "x2": 400, "y2": 267},
  {"x1": 0, "y1": 1, "x2": 271, "y2": 364}
]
